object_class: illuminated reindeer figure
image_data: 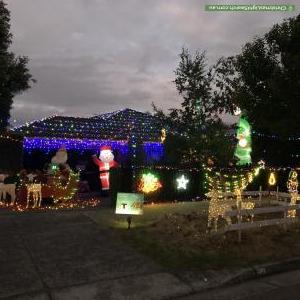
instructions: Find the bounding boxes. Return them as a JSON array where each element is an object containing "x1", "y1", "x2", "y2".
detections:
[
  {"x1": 206, "y1": 164, "x2": 260, "y2": 231},
  {"x1": 26, "y1": 184, "x2": 42, "y2": 208},
  {"x1": 207, "y1": 188, "x2": 255, "y2": 231},
  {"x1": 207, "y1": 188, "x2": 233, "y2": 231}
]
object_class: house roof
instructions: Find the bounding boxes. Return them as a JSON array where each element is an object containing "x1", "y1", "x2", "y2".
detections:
[{"x1": 12, "y1": 108, "x2": 165, "y2": 142}]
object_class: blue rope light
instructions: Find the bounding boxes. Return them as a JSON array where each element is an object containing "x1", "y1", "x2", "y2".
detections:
[
  {"x1": 23, "y1": 137, "x2": 165, "y2": 163},
  {"x1": 143, "y1": 142, "x2": 164, "y2": 163},
  {"x1": 23, "y1": 137, "x2": 129, "y2": 156}
]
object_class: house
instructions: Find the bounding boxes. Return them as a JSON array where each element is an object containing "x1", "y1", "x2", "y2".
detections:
[{"x1": 12, "y1": 108, "x2": 166, "y2": 169}]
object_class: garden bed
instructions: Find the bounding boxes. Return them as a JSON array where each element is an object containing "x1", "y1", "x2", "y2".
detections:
[{"x1": 87, "y1": 200, "x2": 300, "y2": 270}]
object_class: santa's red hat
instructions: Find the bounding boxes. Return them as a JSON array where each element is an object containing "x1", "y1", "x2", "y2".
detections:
[{"x1": 100, "y1": 145, "x2": 112, "y2": 151}]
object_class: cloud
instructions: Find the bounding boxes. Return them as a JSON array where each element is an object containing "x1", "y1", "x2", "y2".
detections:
[{"x1": 6, "y1": 0, "x2": 298, "y2": 123}]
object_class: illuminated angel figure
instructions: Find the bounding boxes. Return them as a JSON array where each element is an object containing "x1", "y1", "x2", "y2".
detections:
[{"x1": 138, "y1": 173, "x2": 162, "y2": 194}]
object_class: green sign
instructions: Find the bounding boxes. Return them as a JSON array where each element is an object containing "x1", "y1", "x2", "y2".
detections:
[{"x1": 115, "y1": 193, "x2": 144, "y2": 215}]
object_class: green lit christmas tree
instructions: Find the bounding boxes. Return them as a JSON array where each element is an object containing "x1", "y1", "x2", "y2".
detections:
[{"x1": 234, "y1": 117, "x2": 252, "y2": 166}]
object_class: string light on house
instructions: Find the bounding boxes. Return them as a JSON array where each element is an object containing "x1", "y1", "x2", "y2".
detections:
[
  {"x1": 0, "y1": 197, "x2": 100, "y2": 212},
  {"x1": 13, "y1": 109, "x2": 165, "y2": 142},
  {"x1": 0, "y1": 135, "x2": 23, "y2": 143},
  {"x1": 13, "y1": 109, "x2": 166, "y2": 163},
  {"x1": 203, "y1": 161, "x2": 265, "y2": 194}
]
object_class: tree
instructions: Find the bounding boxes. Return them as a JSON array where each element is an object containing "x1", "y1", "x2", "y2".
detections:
[
  {"x1": 0, "y1": 0, "x2": 34, "y2": 131},
  {"x1": 211, "y1": 14, "x2": 300, "y2": 137},
  {"x1": 153, "y1": 48, "x2": 233, "y2": 166}
]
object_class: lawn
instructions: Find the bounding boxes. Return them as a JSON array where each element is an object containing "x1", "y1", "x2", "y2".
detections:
[
  {"x1": 85, "y1": 201, "x2": 209, "y2": 228},
  {"x1": 85, "y1": 200, "x2": 300, "y2": 270}
]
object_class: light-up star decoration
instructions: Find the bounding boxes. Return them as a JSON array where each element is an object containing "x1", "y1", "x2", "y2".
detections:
[
  {"x1": 138, "y1": 173, "x2": 162, "y2": 194},
  {"x1": 176, "y1": 175, "x2": 189, "y2": 190}
]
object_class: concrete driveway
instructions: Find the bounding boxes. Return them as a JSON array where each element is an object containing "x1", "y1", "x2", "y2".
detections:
[{"x1": 0, "y1": 210, "x2": 191, "y2": 299}]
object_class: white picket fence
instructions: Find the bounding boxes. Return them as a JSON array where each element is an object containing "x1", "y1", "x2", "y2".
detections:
[
  {"x1": 224, "y1": 190, "x2": 290, "y2": 201},
  {"x1": 217, "y1": 190, "x2": 298, "y2": 242}
]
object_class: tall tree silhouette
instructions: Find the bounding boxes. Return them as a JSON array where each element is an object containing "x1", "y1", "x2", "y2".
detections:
[{"x1": 0, "y1": 0, "x2": 34, "y2": 131}]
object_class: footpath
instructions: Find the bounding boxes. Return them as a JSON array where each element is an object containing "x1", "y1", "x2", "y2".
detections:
[{"x1": 1, "y1": 209, "x2": 300, "y2": 300}]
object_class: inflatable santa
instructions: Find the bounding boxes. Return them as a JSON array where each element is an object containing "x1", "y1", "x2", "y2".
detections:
[{"x1": 92, "y1": 146, "x2": 118, "y2": 190}]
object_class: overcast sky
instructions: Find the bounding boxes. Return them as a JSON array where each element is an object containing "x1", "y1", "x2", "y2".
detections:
[{"x1": 6, "y1": 0, "x2": 298, "y2": 124}]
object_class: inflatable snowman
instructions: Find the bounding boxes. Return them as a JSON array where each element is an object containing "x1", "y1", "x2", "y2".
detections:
[{"x1": 50, "y1": 146, "x2": 69, "y2": 173}]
